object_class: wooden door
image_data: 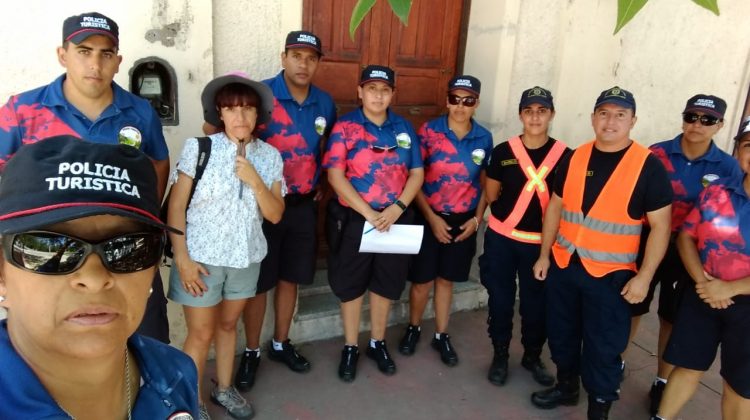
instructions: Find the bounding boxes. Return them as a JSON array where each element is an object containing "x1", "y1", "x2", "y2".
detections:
[
  {"x1": 303, "y1": 0, "x2": 468, "y2": 259},
  {"x1": 303, "y1": 0, "x2": 467, "y2": 128}
]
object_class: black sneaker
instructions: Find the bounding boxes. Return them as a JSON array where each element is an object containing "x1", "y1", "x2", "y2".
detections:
[
  {"x1": 398, "y1": 324, "x2": 421, "y2": 355},
  {"x1": 430, "y1": 333, "x2": 458, "y2": 366},
  {"x1": 234, "y1": 349, "x2": 260, "y2": 391},
  {"x1": 649, "y1": 380, "x2": 666, "y2": 416},
  {"x1": 366, "y1": 340, "x2": 396, "y2": 375},
  {"x1": 338, "y1": 345, "x2": 359, "y2": 382},
  {"x1": 267, "y1": 340, "x2": 311, "y2": 373}
]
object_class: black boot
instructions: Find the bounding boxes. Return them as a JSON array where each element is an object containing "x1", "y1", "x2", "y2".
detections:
[
  {"x1": 521, "y1": 347, "x2": 555, "y2": 386},
  {"x1": 487, "y1": 344, "x2": 509, "y2": 386},
  {"x1": 530, "y1": 374, "x2": 580, "y2": 409},
  {"x1": 587, "y1": 396, "x2": 612, "y2": 420}
]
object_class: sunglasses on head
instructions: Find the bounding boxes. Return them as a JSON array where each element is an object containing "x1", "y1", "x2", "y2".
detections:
[
  {"x1": 682, "y1": 112, "x2": 722, "y2": 126},
  {"x1": 3, "y1": 231, "x2": 165, "y2": 275},
  {"x1": 447, "y1": 94, "x2": 478, "y2": 107},
  {"x1": 370, "y1": 144, "x2": 397, "y2": 153}
]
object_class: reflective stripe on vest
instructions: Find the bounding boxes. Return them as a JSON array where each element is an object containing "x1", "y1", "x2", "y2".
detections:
[
  {"x1": 554, "y1": 233, "x2": 639, "y2": 263},
  {"x1": 551, "y1": 140, "x2": 650, "y2": 277},
  {"x1": 489, "y1": 136, "x2": 566, "y2": 244}
]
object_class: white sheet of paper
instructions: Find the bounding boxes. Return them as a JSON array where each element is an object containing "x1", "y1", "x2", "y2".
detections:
[{"x1": 359, "y1": 222, "x2": 424, "y2": 254}]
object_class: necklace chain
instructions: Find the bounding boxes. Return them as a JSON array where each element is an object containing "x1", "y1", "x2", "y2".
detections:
[{"x1": 60, "y1": 347, "x2": 132, "y2": 420}]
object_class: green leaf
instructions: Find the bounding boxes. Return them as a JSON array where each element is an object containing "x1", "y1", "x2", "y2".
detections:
[
  {"x1": 387, "y1": 0, "x2": 413, "y2": 25},
  {"x1": 349, "y1": 0, "x2": 377, "y2": 40},
  {"x1": 613, "y1": 0, "x2": 649, "y2": 34},
  {"x1": 691, "y1": 0, "x2": 720, "y2": 16}
]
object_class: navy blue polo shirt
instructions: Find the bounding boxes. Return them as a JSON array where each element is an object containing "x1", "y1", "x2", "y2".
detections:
[
  {"x1": 323, "y1": 108, "x2": 423, "y2": 209},
  {"x1": 0, "y1": 75, "x2": 168, "y2": 171},
  {"x1": 256, "y1": 71, "x2": 337, "y2": 194},
  {"x1": 650, "y1": 134, "x2": 741, "y2": 232},
  {"x1": 419, "y1": 115, "x2": 493, "y2": 213},
  {"x1": 0, "y1": 320, "x2": 199, "y2": 418},
  {"x1": 683, "y1": 174, "x2": 750, "y2": 281}
]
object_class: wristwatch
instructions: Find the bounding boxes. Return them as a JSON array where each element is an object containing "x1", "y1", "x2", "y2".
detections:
[{"x1": 394, "y1": 199, "x2": 407, "y2": 211}]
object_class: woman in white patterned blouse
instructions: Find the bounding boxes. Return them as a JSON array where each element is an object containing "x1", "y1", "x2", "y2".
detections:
[{"x1": 166, "y1": 72, "x2": 285, "y2": 419}]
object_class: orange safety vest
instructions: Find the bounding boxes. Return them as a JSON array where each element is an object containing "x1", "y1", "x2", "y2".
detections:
[
  {"x1": 488, "y1": 136, "x2": 567, "y2": 244},
  {"x1": 551, "y1": 140, "x2": 650, "y2": 277}
]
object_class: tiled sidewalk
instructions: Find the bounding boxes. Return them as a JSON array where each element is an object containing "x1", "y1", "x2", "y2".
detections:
[{"x1": 202, "y1": 306, "x2": 721, "y2": 419}]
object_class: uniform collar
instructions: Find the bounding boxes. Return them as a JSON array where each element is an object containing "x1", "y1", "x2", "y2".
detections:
[
  {"x1": 270, "y1": 71, "x2": 318, "y2": 106},
  {"x1": 720, "y1": 173, "x2": 750, "y2": 199},
  {"x1": 353, "y1": 106, "x2": 397, "y2": 128},
  {"x1": 435, "y1": 114, "x2": 480, "y2": 140},
  {"x1": 668, "y1": 133, "x2": 724, "y2": 163},
  {"x1": 128, "y1": 334, "x2": 189, "y2": 400},
  {"x1": 41, "y1": 74, "x2": 133, "y2": 116}
]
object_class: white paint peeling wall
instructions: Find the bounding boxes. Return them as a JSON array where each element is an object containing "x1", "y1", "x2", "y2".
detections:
[
  {"x1": 465, "y1": 0, "x2": 750, "y2": 150},
  {"x1": 212, "y1": 0, "x2": 302, "y2": 79}
]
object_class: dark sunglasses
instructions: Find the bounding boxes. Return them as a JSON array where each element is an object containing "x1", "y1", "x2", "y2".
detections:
[
  {"x1": 370, "y1": 144, "x2": 397, "y2": 153},
  {"x1": 447, "y1": 94, "x2": 478, "y2": 107},
  {"x1": 3, "y1": 231, "x2": 165, "y2": 275},
  {"x1": 682, "y1": 112, "x2": 722, "y2": 126}
]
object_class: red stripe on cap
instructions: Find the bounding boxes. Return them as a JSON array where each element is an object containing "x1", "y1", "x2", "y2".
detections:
[
  {"x1": 66, "y1": 29, "x2": 117, "y2": 42},
  {"x1": 286, "y1": 43, "x2": 321, "y2": 50},
  {"x1": 0, "y1": 202, "x2": 161, "y2": 223},
  {"x1": 359, "y1": 78, "x2": 393, "y2": 86}
]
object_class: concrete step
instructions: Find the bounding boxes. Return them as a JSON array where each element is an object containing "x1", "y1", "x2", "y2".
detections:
[{"x1": 289, "y1": 270, "x2": 488, "y2": 344}]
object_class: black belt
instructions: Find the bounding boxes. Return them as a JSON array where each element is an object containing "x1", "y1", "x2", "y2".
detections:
[{"x1": 285, "y1": 192, "x2": 315, "y2": 206}]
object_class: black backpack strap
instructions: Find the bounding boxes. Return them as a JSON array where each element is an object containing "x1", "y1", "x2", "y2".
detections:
[{"x1": 187, "y1": 136, "x2": 212, "y2": 206}]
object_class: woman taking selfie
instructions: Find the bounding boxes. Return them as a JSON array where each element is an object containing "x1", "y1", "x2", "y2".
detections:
[{"x1": 0, "y1": 136, "x2": 198, "y2": 419}]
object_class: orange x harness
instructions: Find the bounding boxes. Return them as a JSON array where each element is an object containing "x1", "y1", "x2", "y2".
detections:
[{"x1": 488, "y1": 136, "x2": 566, "y2": 244}]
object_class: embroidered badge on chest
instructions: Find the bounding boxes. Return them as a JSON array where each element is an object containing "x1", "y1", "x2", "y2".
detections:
[
  {"x1": 118, "y1": 126, "x2": 142, "y2": 148},
  {"x1": 314, "y1": 116, "x2": 327, "y2": 136},
  {"x1": 701, "y1": 174, "x2": 719, "y2": 188},
  {"x1": 396, "y1": 132, "x2": 411, "y2": 149},
  {"x1": 471, "y1": 149, "x2": 486, "y2": 166}
]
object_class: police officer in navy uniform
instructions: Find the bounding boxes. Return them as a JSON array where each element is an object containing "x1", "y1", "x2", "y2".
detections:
[
  {"x1": 233, "y1": 30, "x2": 336, "y2": 390},
  {"x1": 0, "y1": 137, "x2": 198, "y2": 419},
  {"x1": 627, "y1": 94, "x2": 740, "y2": 415},
  {"x1": 399, "y1": 75, "x2": 493, "y2": 367},
  {"x1": 654, "y1": 121, "x2": 750, "y2": 420},
  {"x1": 531, "y1": 87, "x2": 672, "y2": 419},
  {"x1": 480, "y1": 86, "x2": 568, "y2": 387},
  {"x1": 323, "y1": 65, "x2": 424, "y2": 382}
]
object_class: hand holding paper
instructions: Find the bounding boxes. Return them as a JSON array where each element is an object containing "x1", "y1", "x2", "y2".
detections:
[{"x1": 359, "y1": 222, "x2": 424, "y2": 254}]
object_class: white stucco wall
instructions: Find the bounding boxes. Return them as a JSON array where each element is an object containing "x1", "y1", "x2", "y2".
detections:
[
  {"x1": 464, "y1": 0, "x2": 750, "y2": 150},
  {"x1": 212, "y1": 0, "x2": 302, "y2": 79}
]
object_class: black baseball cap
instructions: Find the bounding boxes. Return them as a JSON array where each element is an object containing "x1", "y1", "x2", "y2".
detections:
[
  {"x1": 63, "y1": 12, "x2": 119, "y2": 47},
  {"x1": 360, "y1": 65, "x2": 395, "y2": 87},
  {"x1": 594, "y1": 86, "x2": 636, "y2": 113},
  {"x1": 519, "y1": 86, "x2": 554, "y2": 112},
  {"x1": 735, "y1": 118, "x2": 750, "y2": 142},
  {"x1": 448, "y1": 75, "x2": 481, "y2": 96},
  {"x1": 0, "y1": 136, "x2": 179, "y2": 235},
  {"x1": 684, "y1": 94, "x2": 727, "y2": 119},
  {"x1": 285, "y1": 30, "x2": 323, "y2": 55}
]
